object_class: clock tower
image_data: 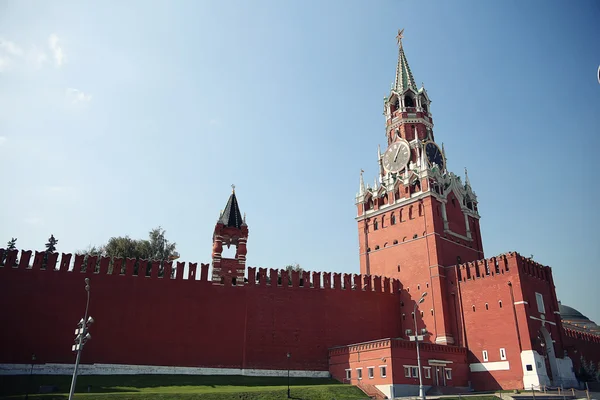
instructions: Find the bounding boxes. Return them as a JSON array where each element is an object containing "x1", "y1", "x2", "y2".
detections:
[{"x1": 355, "y1": 30, "x2": 484, "y2": 345}]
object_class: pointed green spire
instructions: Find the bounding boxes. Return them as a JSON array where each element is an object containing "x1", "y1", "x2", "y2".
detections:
[{"x1": 394, "y1": 29, "x2": 417, "y2": 93}]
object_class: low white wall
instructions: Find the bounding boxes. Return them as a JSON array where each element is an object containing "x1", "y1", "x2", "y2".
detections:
[
  {"x1": 554, "y1": 357, "x2": 579, "y2": 388},
  {"x1": 469, "y1": 361, "x2": 510, "y2": 372},
  {"x1": 0, "y1": 363, "x2": 329, "y2": 378},
  {"x1": 521, "y1": 350, "x2": 550, "y2": 389},
  {"x1": 375, "y1": 384, "x2": 393, "y2": 399}
]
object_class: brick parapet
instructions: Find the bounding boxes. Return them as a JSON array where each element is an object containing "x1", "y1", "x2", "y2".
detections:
[{"x1": 0, "y1": 249, "x2": 401, "y2": 295}]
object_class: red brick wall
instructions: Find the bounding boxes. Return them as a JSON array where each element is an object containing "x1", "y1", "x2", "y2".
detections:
[
  {"x1": 450, "y1": 253, "x2": 524, "y2": 390},
  {"x1": 329, "y1": 338, "x2": 469, "y2": 388},
  {"x1": 0, "y1": 249, "x2": 402, "y2": 372},
  {"x1": 563, "y1": 328, "x2": 600, "y2": 374}
]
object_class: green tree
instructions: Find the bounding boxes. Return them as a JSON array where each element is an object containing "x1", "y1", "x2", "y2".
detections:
[
  {"x1": 7, "y1": 237, "x2": 17, "y2": 251},
  {"x1": 43, "y1": 234, "x2": 58, "y2": 269},
  {"x1": 79, "y1": 227, "x2": 179, "y2": 276},
  {"x1": 45, "y1": 234, "x2": 58, "y2": 253},
  {"x1": 278, "y1": 263, "x2": 304, "y2": 286},
  {"x1": 1, "y1": 237, "x2": 18, "y2": 265}
]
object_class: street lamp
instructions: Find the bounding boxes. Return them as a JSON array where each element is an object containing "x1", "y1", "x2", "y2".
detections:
[
  {"x1": 407, "y1": 292, "x2": 428, "y2": 400},
  {"x1": 25, "y1": 354, "x2": 36, "y2": 400},
  {"x1": 68, "y1": 278, "x2": 94, "y2": 400},
  {"x1": 287, "y1": 352, "x2": 291, "y2": 399}
]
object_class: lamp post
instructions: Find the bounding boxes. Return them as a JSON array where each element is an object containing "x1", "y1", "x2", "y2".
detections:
[
  {"x1": 68, "y1": 278, "x2": 94, "y2": 400},
  {"x1": 408, "y1": 292, "x2": 428, "y2": 400},
  {"x1": 287, "y1": 352, "x2": 291, "y2": 399},
  {"x1": 24, "y1": 354, "x2": 36, "y2": 400}
]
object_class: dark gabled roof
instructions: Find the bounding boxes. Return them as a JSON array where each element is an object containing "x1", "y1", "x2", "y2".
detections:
[{"x1": 219, "y1": 191, "x2": 243, "y2": 229}]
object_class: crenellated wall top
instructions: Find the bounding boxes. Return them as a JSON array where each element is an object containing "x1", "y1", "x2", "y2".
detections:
[{"x1": 0, "y1": 249, "x2": 401, "y2": 294}]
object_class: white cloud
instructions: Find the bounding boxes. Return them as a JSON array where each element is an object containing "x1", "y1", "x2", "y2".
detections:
[
  {"x1": 0, "y1": 38, "x2": 23, "y2": 56},
  {"x1": 48, "y1": 34, "x2": 64, "y2": 67},
  {"x1": 65, "y1": 88, "x2": 92, "y2": 104},
  {"x1": 0, "y1": 136, "x2": 6, "y2": 146}
]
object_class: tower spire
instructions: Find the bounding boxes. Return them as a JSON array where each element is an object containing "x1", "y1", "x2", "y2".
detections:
[
  {"x1": 394, "y1": 29, "x2": 417, "y2": 93},
  {"x1": 358, "y1": 169, "x2": 366, "y2": 196},
  {"x1": 377, "y1": 145, "x2": 384, "y2": 183},
  {"x1": 465, "y1": 167, "x2": 471, "y2": 188}
]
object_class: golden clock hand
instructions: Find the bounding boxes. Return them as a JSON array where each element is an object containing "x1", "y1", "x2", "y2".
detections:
[{"x1": 393, "y1": 145, "x2": 401, "y2": 162}]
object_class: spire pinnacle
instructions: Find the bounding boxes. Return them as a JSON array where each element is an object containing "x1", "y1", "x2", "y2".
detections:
[
  {"x1": 231, "y1": 184, "x2": 235, "y2": 194},
  {"x1": 396, "y1": 28, "x2": 404, "y2": 47},
  {"x1": 358, "y1": 169, "x2": 366, "y2": 196},
  {"x1": 465, "y1": 167, "x2": 471, "y2": 187},
  {"x1": 219, "y1": 189, "x2": 243, "y2": 228},
  {"x1": 394, "y1": 29, "x2": 417, "y2": 93}
]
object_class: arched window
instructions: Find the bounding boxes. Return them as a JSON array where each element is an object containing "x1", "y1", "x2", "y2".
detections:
[
  {"x1": 397, "y1": 265, "x2": 401, "y2": 272},
  {"x1": 485, "y1": 303, "x2": 489, "y2": 310},
  {"x1": 409, "y1": 206, "x2": 414, "y2": 220},
  {"x1": 400, "y1": 209, "x2": 405, "y2": 222},
  {"x1": 472, "y1": 305, "x2": 476, "y2": 312},
  {"x1": 391, "y1": 96, "x2": 399, "y2": 114},
  {"x1": 419, "y1": 203, "x2": 423, "y2": 216},
  {"x1": 374, "y1": 219, "x2": 379, "y2": 231},
  {"x1": 431, "y1": 309, "x2": 434, "y2": 316},
  {"x1": 422, "y1": 100, "x2": 428, "y2": 113},
  {"x1": 381, "y1": 215, "x2": 386, "y2": 228},
  {"x1": 404, "y1": 95, "x2": 415, "y2": 108},
  {"x1": 499, "y1": 301, "x2": 503, "y2": 308},
  {"x1": 391, "y1": 213, "x2": 396, "y2": 225},
  {"x1": 393, "y1": 239, "x2": 398, "y2": 245}
]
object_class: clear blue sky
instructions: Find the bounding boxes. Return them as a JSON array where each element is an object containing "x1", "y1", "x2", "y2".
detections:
[{"x1": 1, "y1": 1, "x2": 599, "y2": 322}]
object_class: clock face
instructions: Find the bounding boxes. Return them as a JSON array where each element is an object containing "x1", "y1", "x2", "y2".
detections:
[
  {"x1": 382, "y1": 139, "x2": 411, "y2": 173},
  {"x1": 425, "y1": 142, "x2": 445, "y2": 170}
]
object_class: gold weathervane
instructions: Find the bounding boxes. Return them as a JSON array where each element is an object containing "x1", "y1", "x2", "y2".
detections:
[
  {"x1": 231, "y1": 184, "x2": 235, "y2": 193},
  {"x1": 396, "y1": 28, "x2": 404, "y2": 47}
]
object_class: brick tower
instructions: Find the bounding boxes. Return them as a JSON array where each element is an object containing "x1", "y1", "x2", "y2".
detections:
[
  {"x1": 355, "y1": 30, "x2": 484, "y2": 345},
  {"x1": 211, "y1": 186, "x2": 248, "y2": 284}
]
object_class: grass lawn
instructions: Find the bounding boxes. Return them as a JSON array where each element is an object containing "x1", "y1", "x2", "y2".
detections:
[{"x1": 0, "y1": 374, "x2": 367, "y2": 400}]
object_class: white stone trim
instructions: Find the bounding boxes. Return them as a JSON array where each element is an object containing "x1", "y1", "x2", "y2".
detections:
[
  {"x1": 529, "y1": 315, "x2": 556, "y2": 326},
  {"x1": 514, "y1": 301, "x2": 528, "y2": 305},
  {"x1": 443, "y1": 229, "x2": 473, "y2": 242},
  {"x1": 469, "y1": 361, "x2": 510, "y2": 372},
  {"x1": 427, "y1": 359, "x2": 453, "y2": 365},
  {"x1": 0, "y1": 363, "x2": 329, "y2": 378}
]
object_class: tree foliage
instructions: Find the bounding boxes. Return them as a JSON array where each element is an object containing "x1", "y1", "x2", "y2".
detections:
[
  {"x1": 77, "y1": 227, "x2": 179, "y2": 276},
  {"x1": 578, "y1": 355, "x2": 600, "y2": 382},
  {"x1": 7, "y1": 238, "x2": 17, "y2": 251},
  {"x1": 1, "y1": 237, "x2": 18, "y2": 265},
  {"x1": 45, "y1": 234, "x2": 58, "y2": 253}
]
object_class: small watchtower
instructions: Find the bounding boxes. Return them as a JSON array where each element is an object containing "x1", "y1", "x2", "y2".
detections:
[{"x1": 211, "y1": 185, "x2": 248, "y2": 284}]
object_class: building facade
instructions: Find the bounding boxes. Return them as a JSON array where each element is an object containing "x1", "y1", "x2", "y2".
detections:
[{"x1": 0, "y1": 30, "x2": 599, "y2": 398}]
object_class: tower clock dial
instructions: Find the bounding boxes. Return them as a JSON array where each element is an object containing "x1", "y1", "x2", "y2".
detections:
[
  {"x1": 382, "y1": 138, "x2": 411, "y2": 173},
  {"x1": 425, "y1": 141, "x2": 445, "y2": 170}
]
